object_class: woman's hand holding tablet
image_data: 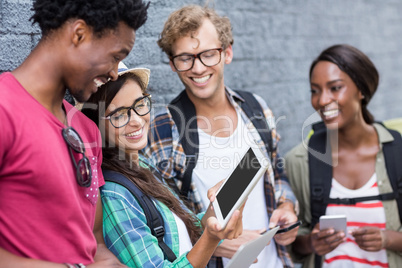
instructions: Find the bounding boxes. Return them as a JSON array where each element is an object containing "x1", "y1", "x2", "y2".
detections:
[{"x1": 211, "y1": 146, "x2": 269, "y2": 229}]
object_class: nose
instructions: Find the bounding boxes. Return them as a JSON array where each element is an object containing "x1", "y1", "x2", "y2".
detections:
[
  {"x1": 127, "y1": 109, "x2": 143, "y2": 126},
  {"x1": 109, "y1": 63, "x2": 119, "y2": 81},
  {"x1": 318, "y1": 89, "x2": 333, "y2": 107},
  {"x1": 191, "y1": 57, "x2": 207, "y2": 73}
]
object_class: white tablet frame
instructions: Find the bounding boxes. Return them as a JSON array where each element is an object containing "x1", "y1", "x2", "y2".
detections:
[
  {"x1": 212, "y1": 145, "x2": 269, "y2": 229},
  {"x1": 226, "y1": 226, "x2": 279, "y2": 268}
]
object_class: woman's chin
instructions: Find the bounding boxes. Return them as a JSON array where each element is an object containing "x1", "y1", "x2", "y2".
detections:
[
  {"x1": 121, "y1": 140, "x2": 147, "y2": 154},
  {"x1": 324, "y1": 121, "x2": 340, "y2": 131}
]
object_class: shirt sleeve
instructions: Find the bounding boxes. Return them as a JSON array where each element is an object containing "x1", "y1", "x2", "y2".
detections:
[
  {"x1": 273, "y1": 152, "x2": 298, "y2": 211},
  {"x1": 142, "y1": 108, "x2": 190, "y2": 200},
  {"x1": 101, "y1": 182, "x2": 193, "y2": 268},
  {"x1": 0, "y1": 105, "x2": 13, "y2": 168},
  {"x1": 253, "y1": 94, "x2": 298, "y2": 210},
  {"x1": 143, "y1": 108, "x2": 186, "y2": 180}
]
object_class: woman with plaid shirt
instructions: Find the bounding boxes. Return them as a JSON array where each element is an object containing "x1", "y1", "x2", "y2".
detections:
[{"x1": 81, "y1": 63, "x2": 244, "y2": 268}]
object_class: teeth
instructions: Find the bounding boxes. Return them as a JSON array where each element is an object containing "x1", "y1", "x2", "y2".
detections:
[
  {"x1": 94, "y1": 78, "x2": 105, "y2": 88},
  {"x1": 126, "y1": 128, "x2": 143, "y2": 137},
  {"x1": 322, "y1": 109, "x2": 339, "y2": 118},
  {"x1": 192, "y1": 75, "x2": 210, "y2": 84}
]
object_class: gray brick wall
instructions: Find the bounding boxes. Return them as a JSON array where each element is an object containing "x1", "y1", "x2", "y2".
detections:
[{"x1": 2, "y1": 0, "x2": 402, "y2": 153}]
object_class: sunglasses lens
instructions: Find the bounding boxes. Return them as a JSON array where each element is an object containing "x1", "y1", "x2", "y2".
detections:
[
  {"x1": 64, "y1": 127, "x2": 85, "y2": 153},
  {"x1": 63, "y1": 126, "x2": 92, "y2": 188},
  {"x1": 77, "y1": 157, "x2": 92, "y2": 187}
]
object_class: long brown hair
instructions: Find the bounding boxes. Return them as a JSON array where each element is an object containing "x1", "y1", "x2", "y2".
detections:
[{"x1": 81, "y1": 73, "x2": 201, "y2": 244}]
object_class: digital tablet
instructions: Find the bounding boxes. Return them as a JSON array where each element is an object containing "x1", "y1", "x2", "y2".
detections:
[
  {"x1": 320, "y1": 215, "x2": 347, "y2": 234},
  {"x1": 212, "y1": 146, "x2": 269, "y2": 228},
  {"x1": 226, "y1": 226, "x2": 279, "y2": 268}
]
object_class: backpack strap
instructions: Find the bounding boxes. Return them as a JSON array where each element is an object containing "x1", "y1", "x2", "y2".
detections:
[
  {"x1": 307, "y1": 123, "x2": 332, "y2": 268},
  {"x1": 328, "y1": 193, "x2": 397, "y2": 205},
  {"x1": 308, "y1": 122, "x2": 402, "y2": 267},
  {"x1": 309, "y1": 123, "x2": 402, "y2": 224},
  {"x1": 382, "y1": 128, "x2": 402, "y2": 223},
  {"x1": 168, "y1": 89, "x2": 276, "y2": 199},
  {"x1": 235, "y1": 90, "x2": 274, "y2": 162},
  {"x1": 168, "y1": 90, "x2": 199, "y2": 200},
  {"x1": 308, "y1": 122, "x2": 333, "y2": 228},
  {"x1": 102, "y1": 170, "x2": 177, "y2": 262}
]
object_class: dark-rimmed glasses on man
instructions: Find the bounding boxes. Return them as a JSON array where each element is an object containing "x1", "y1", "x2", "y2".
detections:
[{"x1": 171, "y1": 48, "x2": 223, "y2": 72}]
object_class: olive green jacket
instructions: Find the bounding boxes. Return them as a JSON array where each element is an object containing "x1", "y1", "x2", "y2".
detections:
[{"x1": 285, "y1": 123, "x2": 402, "y2": 268}]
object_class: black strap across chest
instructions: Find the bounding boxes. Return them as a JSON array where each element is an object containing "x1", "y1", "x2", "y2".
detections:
[
  {"x1": 308, "y1": 122, "x2": 402, "y2": 268},
  {"x1": 102, "y1": 169, "x2": 177, "y2": 262},
  {"x1": 168, "y1": 90, "x2": 273, "y2": 199}
]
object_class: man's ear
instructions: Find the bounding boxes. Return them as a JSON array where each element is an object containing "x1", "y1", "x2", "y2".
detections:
[
  {"x1": 71, "y1": 19, "x2": 91, "y2": 46},
  {"x1": 224, "y1": 45, "x2": 233, "y2": 64}
]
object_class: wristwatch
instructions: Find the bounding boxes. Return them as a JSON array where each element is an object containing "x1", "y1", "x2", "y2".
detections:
[{"x1": 64, "y1": 264, "x2": 86, "y2": 268}]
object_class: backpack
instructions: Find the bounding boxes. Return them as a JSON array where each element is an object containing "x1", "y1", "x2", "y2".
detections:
[
  {"x1": 102, "y1": 169, "x2": 177, "y2": 262},
  {"x1": 308, "y1": 121, "x2": 402, "y2": 267},
  {"x1": 168, "y1": 89, "x2": 274, "y2": 199}
]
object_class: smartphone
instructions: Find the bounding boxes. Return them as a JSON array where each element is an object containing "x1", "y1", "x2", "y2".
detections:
[
  {"x1": 212, "y1": 146, "x2": 269, "y2": 228},
  {"x1": 319, "y1": 215, "x2": 347, "y2": 234},
  {"x1": 276, "y1": 220, "x2": 302, "y2": 234}
]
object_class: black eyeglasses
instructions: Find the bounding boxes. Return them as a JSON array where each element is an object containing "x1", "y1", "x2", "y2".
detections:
[
  {"x1": 171, "y1": 48, "x2": 223, "y2": 72},
  {"x1": 62, "y1": 127, "x2": 92, "y2": 187},
  {"x1": 102, "y1": 94, "x2": 152, "y2": 128}
]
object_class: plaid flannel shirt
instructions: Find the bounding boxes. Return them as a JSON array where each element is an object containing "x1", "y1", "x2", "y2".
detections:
[
  {"x1": 143, "y1": 88, "x2": 297, "y2": 268},
  {"x1": 102, "y1": 155, "x2": 203, "y2": 268}
]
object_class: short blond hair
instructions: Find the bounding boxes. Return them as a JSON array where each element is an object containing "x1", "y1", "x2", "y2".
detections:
[{"x1": 157, "y1": 5, "x2": 233, "y2": 57}]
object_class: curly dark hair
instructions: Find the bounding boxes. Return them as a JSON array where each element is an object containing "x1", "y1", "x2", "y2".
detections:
[{"x1": 31, "y1": 0, "x2": 150, "y2": 37}]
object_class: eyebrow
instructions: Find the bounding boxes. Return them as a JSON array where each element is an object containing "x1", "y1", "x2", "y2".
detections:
[
  {"x1": 311, "y1": 79, "x2": 344, "y2": 87},
  {"x1": 173, "y1": 47, "x2": 219, "y2": 57},
  {"x1": 173, "y1": 51, "x2": 195, "y2": 57},
  {"x1": 107, "y1": 95, "x2": 146, "y2": 115}
]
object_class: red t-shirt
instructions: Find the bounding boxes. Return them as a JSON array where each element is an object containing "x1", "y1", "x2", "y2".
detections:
[{"x1": 0, "y1": 72, "x2": 105, "y2": 264}]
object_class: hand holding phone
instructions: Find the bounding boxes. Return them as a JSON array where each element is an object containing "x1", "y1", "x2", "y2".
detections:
[{"x1": 319, "y1": 215, "x2": 347, "y2": 234}]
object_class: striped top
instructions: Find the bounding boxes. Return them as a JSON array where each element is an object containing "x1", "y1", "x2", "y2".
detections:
[{"x1": 323, "y1": 173, "x2": 388, "y2": 268}]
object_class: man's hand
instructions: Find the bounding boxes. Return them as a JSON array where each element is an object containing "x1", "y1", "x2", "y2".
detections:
[{"x1": 268, "y1": 202, "x2": 298, "y2": 246}]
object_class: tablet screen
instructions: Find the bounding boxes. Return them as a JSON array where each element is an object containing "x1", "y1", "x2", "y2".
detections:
[{"x1": 216, "y1": 148, "x2": 261, "y2": 218}]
